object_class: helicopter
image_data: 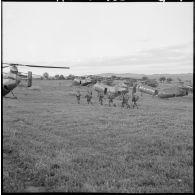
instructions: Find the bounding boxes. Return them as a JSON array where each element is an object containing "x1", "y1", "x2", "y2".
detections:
[
  {"x1": 2, "y1": 63, "x2": 70, "y2": 98},
  {"x1": 73, "y1": 77, "x2": 93, "y2": 86},
  {"x1": 136, "y1": 83, "x2": 191, "y2": 98},
  {"x1": 72, "y1": 75, "x2": 98, "y2": 86},
  {"x1": 93, "y1": 81, "x2": 128, "y2": 98}
]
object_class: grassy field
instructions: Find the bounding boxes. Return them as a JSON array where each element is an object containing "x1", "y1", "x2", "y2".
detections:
[{"x1": 3, "y1": 80, "x2": 193, "y2": 192}]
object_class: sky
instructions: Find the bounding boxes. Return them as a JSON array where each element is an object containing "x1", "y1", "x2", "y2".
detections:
[{"x1": 2, "y1": 2, "x2": 193, "y2": 76}]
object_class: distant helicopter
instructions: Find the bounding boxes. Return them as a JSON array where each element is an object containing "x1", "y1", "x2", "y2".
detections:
[
  {"x1": 136, "y1": 83, "x2": 191, "y2": 98},
  {"x1": 2, "y1": 63, "x2": 70, "y2": 98},
  {"x1": 73, "y1": 77, "x2": 93, "y2": 86},
  {"x1": 73, "y1": 76, "x2": 97, "y2": 86},
  {"x1": 93, "y1": 81, "x2": 128, "y2": 98}
]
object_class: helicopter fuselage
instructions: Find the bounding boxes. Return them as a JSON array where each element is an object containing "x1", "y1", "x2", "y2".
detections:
[{"x1": 3, "y1": 72, "x2": 21, "y2": 96}]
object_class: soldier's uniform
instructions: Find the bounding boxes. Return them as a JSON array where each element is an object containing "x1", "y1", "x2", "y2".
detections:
[
  {"x1": 85, "y1": 91, "x2": 92, "y2": 104},
  {"x1": 76, "y1": 91, "x2": 81, "y2": 104},
  {"x1": 108, "y1": 92, "x2": 114, "y2": 106},
  {"x1": 132, "y1": 93, "x2": 139, "y2": 109},
  {"x1": 121, "y1": 93, "x2": 130, "y2": 108},
  {"x1": 132, "y1": 83, "x2": 137, "y2": 95},
  {"x1": 98, "y1": 92, "x2": 104, "y2": 105}
]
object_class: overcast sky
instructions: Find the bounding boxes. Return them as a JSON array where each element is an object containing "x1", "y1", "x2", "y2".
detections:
[{"x1": 3, "y1": 2, "x2": 193, "y2": 76}]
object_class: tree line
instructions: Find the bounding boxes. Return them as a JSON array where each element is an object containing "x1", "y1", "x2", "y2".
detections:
[
  {"x1": 41, "y1": 72, "x2": 75, "y2": 80},
  {"x1": 141, "y1": 76, "x2": 179, "y2": 87},
  {"x1": 41, "y1": 72, "x2": 180, "y2": 87}
]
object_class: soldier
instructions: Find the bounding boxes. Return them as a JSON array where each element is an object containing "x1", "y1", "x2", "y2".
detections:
[
  {"x1": 121, "y1": 92, "x2": 130, "y2": 108},
  {"x1": 76, "y1": 90, "x2": 81, "y2": 104},
  {"x1": 98, "y1": 92, "x2": 104, "y2": 105},
  {"x1": 85, "y1": 90, "x2": 92, "y2": 104},
  {"x1": 121, "y1": 93, "x2": 125, "y2": 108},
  {"x1": 108, "y1": 92, "x2": 114, "y2": 107},
  {"x1": 132, "y1": 93, "x2": 139, "y2": 109},
  {"x1": 132, "y1": 82, "x2": 137, "y2": 95},
  {"x1": 153, "y1": 89, "x2": 158, "y2": 98}
]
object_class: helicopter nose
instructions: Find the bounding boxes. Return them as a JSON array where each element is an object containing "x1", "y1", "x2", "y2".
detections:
[{"x1": 4, "y1": 80, "x2": 18, "y2": 91}]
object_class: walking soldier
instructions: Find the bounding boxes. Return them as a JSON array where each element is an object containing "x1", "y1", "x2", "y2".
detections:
[
  {"x1": 121, "y1": 92, "x2": 130, "y2": 108},
  {"x1": 132, "y1": 93, "x2": 139, "y2": 109},
  {"x1": 76, "y1": 90, "x2": 81, "y2": 104},
  {"x1": 108, "y1": 92, "x2": 114, "y2": 107},
  {"x1": 98, "y1": 92, "x2": 104, "y2": 105},
  {"x1": 85, "y1": 90, "x2": 93, "y2": 104}
]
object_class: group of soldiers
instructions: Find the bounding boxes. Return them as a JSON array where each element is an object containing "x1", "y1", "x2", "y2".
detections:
[
  {"x1": 75, "y1": 88, "x2": 139, "y2": 109},
  {"x1": 76, "y1": 90, "x2": 92, "y2": 105}
]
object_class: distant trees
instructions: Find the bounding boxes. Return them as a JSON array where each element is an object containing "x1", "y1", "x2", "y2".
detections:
[
  {"x1": 40, "y1": 73, "x2": 68, "y2": 80},
  {"x1": 159, "y1": 76, "x2": 166, "y2": 83},
  {"x1": 43, "y1": 72, "x2": 49, "y2": 79},
  {"x1": 166, "y1": 77, "x2": 173, "y2": 83},
  {"x1": 141, "y1": 76, "x2": 158, "y2": 87},
  {"x1": 53, "y1": 74, "x2": 66, "y2": 80},
  {"x1": 145, "y1": 79, "x2": 158, "y2": 88},
  {"x1": 55, "y1": 74, "x2": 60, "y2": 80},
  {"x1": 59, "y1": 75, "x2": 65, "y2": 80},
  {"x1": 67, "y1": 74, "x2": 75, "y2": 80}
]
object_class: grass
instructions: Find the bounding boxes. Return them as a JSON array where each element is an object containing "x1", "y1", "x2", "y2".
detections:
[{"x1": 3, "y1": 80, "x2": 193, "y2": 192}]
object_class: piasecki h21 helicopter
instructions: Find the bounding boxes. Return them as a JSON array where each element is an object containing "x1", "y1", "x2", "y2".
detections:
[
  {"x1": 2, "y1": 62, "x2": 70, "y2": 98},
  {"x1": 93, "y1": 81, "x2": 128, "y2": 97},
  {"x1": 136, "y1": 83, "x2": 192, "y2": 98}
]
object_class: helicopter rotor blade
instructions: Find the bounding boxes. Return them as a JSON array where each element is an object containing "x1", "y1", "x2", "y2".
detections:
[
  {"x1": 3, "y1": 63, "x2": 69, "y2": 69},
  {"x1": 2, "y1": 65, "x2": 10, "y2": 69},
  {"x1": 19, "y1": 64, "x2": 70, "y2": 69}
]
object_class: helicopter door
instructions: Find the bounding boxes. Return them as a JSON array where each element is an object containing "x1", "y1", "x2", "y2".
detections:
[{"x1": 104, "y1": 88, "x2": 107, "y2": 95}]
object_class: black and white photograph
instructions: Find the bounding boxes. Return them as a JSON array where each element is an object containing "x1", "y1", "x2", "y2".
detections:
[{"x1": 2, "y1": 1, "x2": 193, "y2": 193}]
